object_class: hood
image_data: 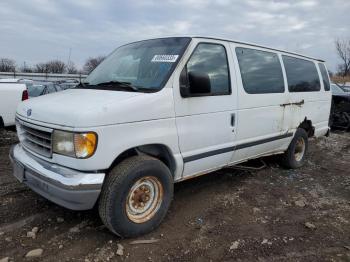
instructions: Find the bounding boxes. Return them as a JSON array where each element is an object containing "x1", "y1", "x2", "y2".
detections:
[{"x1": 17, "y1": 88, "x2": 174, "y2": 128}]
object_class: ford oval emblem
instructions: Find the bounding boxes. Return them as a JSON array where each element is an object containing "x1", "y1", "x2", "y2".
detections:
[{"x1": 27, "y1": 109, "x2": 32, "y2": 117}]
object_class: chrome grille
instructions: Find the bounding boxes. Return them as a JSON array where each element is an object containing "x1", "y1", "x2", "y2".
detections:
[{"x1": 17, "y1": 120, "x2": 53, "y2": 158}]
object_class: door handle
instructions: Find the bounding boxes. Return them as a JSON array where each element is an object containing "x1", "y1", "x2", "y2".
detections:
[
  {"x1": 293, "y1": 99, "x2": 304, "y2": 106},
  {"x1": 280, "y1": 99, "x2": 305, "y2": 107},
  {"x1": 230, "y1": 113, "x2": 235, "y2": 127}
]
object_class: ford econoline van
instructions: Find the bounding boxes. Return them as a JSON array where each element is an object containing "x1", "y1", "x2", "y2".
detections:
[{"x1": 10, "y1": 37, "x2": 332, "y2": 237}]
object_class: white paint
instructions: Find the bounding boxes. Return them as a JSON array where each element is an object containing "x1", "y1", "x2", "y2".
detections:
[
  {"x1": 14, "y1": 37, "x2": 332, "y2": 189},
  {"x1": 0, "y1": 82, "x2": 26, "y2": 126}
]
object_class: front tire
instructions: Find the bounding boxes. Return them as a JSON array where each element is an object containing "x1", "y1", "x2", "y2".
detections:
[
  {"x1": 99, "y1": 155, "x2": 173, "y2": 238},
  {"x1": 280, "y1": 128, "x2": 308, "y2": 169}
]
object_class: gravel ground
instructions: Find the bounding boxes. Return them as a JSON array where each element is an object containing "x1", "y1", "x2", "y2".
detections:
[{"x1": 0, "y1": 129, "x2": 349, "y2": 262}]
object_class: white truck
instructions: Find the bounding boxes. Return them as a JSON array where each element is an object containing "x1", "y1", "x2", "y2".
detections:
[
  {"x1": 0, "y1": 79, "x2": 30, "y2": 128},
  {"x1": 10, "y1": 37, "x2": 332, "y2": 237}
]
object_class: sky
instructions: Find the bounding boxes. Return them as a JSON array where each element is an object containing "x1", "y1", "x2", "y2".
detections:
[{"x1": 0, "y1": 0, "x2": 349, "y2": 72}]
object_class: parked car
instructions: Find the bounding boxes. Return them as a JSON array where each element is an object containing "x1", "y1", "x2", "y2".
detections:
[
  {"x1": 56, "y1": 79, "x2": 79, "y2": 90},
  {"x1": 341, "y1": 84, "x2": 350, "y2": 92},
  {"x1": 0, "y1": 79, "x2": 30, "y2": 128},
  {"x1": 28, "y1": 82, "x2": 63, "y2": 97},
  {"x1": 330, "y1": 83, "x2": 350, "y2": 130},
  {"x1": 10, "y1": 36, "x2": 332, "y2": 237}
]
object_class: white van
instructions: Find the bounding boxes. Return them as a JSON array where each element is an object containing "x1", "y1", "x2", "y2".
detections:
[{"x1": 10, "y1": 37, "x2": 331, "y2": 237}]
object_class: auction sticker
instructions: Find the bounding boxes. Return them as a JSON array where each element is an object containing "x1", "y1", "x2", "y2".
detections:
[{"x1": 151, "y1": 55, "x2": 179, "y2": 63}]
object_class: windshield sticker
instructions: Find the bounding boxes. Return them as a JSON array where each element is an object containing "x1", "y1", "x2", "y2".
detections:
[{"x1": 151, "y1": 55, "x2": 179, "y2": 63}]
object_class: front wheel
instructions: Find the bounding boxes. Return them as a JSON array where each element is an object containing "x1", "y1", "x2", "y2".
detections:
[
  {"x1": 98, "y1": 155, "x2": 173, "y2": 237},
  {"x1": 280, "y1": 128, "x2": 308, "y2": 169}
]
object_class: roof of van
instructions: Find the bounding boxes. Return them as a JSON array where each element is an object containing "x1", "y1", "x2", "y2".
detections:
[
  {"x1": 191, "y1": 36, "x2": 325, "y2": 62},
  {"x1": 134, "y1": 36, "x2": 324, "y2": 63}
]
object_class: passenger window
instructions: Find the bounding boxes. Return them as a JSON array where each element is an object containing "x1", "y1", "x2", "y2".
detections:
[
  {"x1": 282, "y1": 56, "x2": 321, "y2": 92},
  {"x1": 318, "y1": 63, "x2": 330, "y2": 91},
  {"x1": 235, "y1": 47, "x2": 284, "y2": 94},
  {"x1": 184, "y1": 43, "x2": 230, "y2": 96}
]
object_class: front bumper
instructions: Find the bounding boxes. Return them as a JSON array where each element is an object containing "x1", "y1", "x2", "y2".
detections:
[{"x1": 9, "y1": 144, "x2": 105, "y2": 210}]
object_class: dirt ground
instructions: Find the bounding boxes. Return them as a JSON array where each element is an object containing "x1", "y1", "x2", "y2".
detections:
[{"x1": 0, "y1": 129, "x2": 349, "y2": 262}]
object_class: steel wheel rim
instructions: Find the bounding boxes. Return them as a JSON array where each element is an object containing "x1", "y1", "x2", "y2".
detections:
[
  {"x1": 294, "y1": 137, "x2": 305, "y2": 162},
  {"x1": 126, "y1": 176, "x2": 163, "y2": 223}
]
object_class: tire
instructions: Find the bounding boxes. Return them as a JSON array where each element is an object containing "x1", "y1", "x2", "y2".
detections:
[
  {"x1": 99, "y1": 155, "x2": 173, "y2": 238},
  {"x1": 280, "y1": 128, "x2": 308, "y2": 169}
]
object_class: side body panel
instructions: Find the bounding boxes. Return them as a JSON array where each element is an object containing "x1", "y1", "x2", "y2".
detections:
[
  {"x1": 229, "y1": 43, "x2": 293, "y2": 164},
  {"x1": 172, "y1": 39, "x2": 238, "y2": 179},
  {"x1": 280, "y1": 56, "x2": 331, "y2": 137}
]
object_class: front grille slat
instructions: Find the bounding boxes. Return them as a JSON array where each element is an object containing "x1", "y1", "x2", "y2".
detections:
[
  {"x1": 18, "y1": 120, "x2": 53, "y2": 158},
  {"x1": 21, "y1": 125, "x2": 51, "y2": 140},
  {"x1": 25, "y1": 134, "x2": 51, "y2": 149},
  {"x1": 23, "y1": 140, "x2": 52, "y2": 158}
]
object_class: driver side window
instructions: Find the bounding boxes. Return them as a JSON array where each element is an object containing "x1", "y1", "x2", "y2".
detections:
[{"x1": 181, "y1": 43, "x2": 231, "y2": 97}]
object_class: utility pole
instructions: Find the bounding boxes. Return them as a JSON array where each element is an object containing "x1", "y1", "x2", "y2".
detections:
[{"x1": 67, "y1": 48, "x2": 72, "y2": 65}]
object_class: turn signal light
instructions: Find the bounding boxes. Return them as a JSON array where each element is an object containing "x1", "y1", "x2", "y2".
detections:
[{"x1": 74, "y1": 133, "x2": 97, "y2": 158}]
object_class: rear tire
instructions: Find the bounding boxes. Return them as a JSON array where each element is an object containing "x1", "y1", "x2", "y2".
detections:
[
  {"x1": 280, "y1": 128, "x2": 308, "y2": 169},
  {"x1": 99, "y1": 155, "x2": 173, "y2": 238}
]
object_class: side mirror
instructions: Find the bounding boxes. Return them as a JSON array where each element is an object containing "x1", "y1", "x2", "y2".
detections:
[
  {"x1": 180, "y1": 67, "x2": 211, "y2": 97},
  {"x1": 179, "y1": 67, "x2": 190, "y2": 97},
  {"x1": 188, "y1": 71, "x2": 211, "y2": 95}
]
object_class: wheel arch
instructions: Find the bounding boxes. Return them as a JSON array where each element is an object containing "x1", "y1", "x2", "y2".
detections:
[
  {"x1": 298, "y1": 118, "x2": 314, "y2": 137},
  {"x1": 107, "y1": 143, "x2": 177, "y2": 177}
]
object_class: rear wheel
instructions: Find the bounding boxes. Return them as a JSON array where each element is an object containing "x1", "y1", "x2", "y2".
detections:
[
  {"x1": 280, "y1": 128, "x2": 308, "y2": 169},
  {"x1": 99, "y1": 155, "x2": 173, "y2": 237}
]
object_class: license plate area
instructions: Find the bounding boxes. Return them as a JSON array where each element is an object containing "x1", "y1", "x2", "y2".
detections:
[{"x1": 13, "y1": 161, "x2": 25, "y2": 182}]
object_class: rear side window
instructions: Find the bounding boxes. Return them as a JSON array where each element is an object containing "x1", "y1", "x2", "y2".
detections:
[
  {"x1": 283, "y1": 56, "x2": 320, "y2": 92},
  {"x1": 186, "y1": 43, "x2": 230, "y2": 95},
  {"x1": 235, "y1": 47, "x2": 284, "y2": 94},
  {"x1": 318, "y1": 63, "x2": 330, "y2": 91}
]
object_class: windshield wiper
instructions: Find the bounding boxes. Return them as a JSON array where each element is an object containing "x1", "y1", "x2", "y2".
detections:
[
  {"x1": 96, "y1": 81, "x2": 139, "y2": 92},
  {"x1": 76, "y1": 80, "x2": 158, "y2": 93}
]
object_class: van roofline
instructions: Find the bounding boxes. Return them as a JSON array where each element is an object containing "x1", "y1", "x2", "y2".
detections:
[
  {"x1": 192, "y1": 36, "x2": 325, "y2": 62},
  {"x1": 125, "y1": 36, "x2": 325, "y2": 63}
]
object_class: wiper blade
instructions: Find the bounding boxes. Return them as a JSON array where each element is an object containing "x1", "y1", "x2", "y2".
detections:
[
  {"x1": 96, "y1": 81, "x2": 138, "y2": 91},
  {"x1": 75, "y1": 81, "x2": 158, "y2": 93}
]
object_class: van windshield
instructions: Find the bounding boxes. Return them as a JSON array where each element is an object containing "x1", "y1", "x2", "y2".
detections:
[{"x1": 82, "y1": 37, "x2": 191, "y2": 92}]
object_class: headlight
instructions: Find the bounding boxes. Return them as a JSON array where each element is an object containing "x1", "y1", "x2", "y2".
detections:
[{"x1": 52, "y1": 130, "x2": 97, "y2": 158}]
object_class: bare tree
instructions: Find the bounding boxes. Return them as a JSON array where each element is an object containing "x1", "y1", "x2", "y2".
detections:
[
  {"x1": 46, "y1": 60, "x2": 66, "y2": 73},
  {"x1": 335, "y1": 38, "x2": 350, "y2": 76},
  {"x1": 35, "y1": 63, "x2": 49, "y2": 73},
  {"x1": 0, "y1": 58, "x2": 16, "y2": 72},
  {"x1": 21, "y1": 67, "x2": 33, "y2": 73},
  {"x1": 19, "y1": 62, "x2": 33, "y2": 73},
  {"x1": 83, "y1": 56, "x2": 105, "y2": 74},
  {"x1": 66, "y1": 61, "x2": 78, "y2": 74},
  {"x1": 34, "y1": 60, "x2": 66, "y2": 73}
]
